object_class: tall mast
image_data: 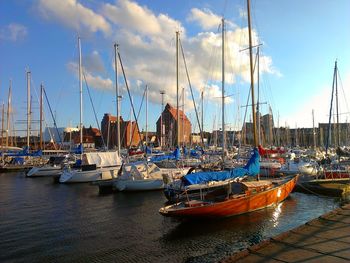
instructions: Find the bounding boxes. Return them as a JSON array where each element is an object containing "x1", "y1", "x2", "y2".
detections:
[
  {"x1": 201, "y1": 90, "x2": 204, "y2": 142},
  {"x1": 335, "y1": 61, "x2": 340, "y2": 147},
  {"x1": 1, "y1": 102, "x2": 4, "y2": 147},
  {"x1": 221, "y1": 18, "x2": 226, "y2": 160},
  {"x1": 145, "y1": 85, "x2": 148, "y2": 146},
  {"x1": 40, "y1": 83, "x2": 43, "y2": 150},
  {"x1": 6, "y1": 81, "x2": 11, "y2": 148},
  {"x1": 182, "y1": 87, "x2": 185, "y2": 146},
  {"x1": 114, "y1": 43, "x2": 121, "y2": 153},
  {"x1": 312, "y1": 109, "x2": 316, "y2": 149},
  {"x1": 130, "y1": 97, "x2": 133, "y2": 147},
  {"x1": 176, "y1": 31, "x2": 180, "y2": 147},
  {"x1": 247, "y1": 0, "x2": 258, "y2": 147},
  {"x1": 26, "y1": 70, "x2": 31, "y2": 148},
  {"x1": 160, "y1": 90, "x2": 165, "y2": 149},
  {"x1": 326, "y1": 60, "x2": 337, "y2": 154},
  {"x1": 257, "y1": 46, "x2": 261, "y2": 145},
  {"x1": 78, "y1": 37, "x2": 83, "y2": 150}
]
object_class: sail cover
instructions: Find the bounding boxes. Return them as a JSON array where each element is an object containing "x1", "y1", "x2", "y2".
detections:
[
  {"x1": 183, "y1": 148, "x2": 260, "y2": 186},
  {"x1": 83, "y1": 151, "x2": 122, "y2": 167}
]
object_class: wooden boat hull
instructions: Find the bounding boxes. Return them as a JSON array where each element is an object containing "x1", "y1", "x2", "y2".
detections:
[{"x1": 159, "y1": 175, "x2": 298, "y2": 218}]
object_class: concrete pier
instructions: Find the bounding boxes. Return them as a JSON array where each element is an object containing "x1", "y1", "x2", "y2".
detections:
[{"x1": 221, "y1": 204, "x2": 350, "y2": 262}]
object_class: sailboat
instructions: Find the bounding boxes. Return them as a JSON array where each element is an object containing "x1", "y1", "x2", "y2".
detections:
[
  {"x1": 59, "y1": 37, "x2": 122, "y2": 183},
  {"x1": 159, "y1": 0, "x2": 298, "y2": 218}
]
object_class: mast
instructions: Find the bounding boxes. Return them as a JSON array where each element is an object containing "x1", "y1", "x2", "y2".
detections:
[
  {"x1": 107, "y1": 118, "x2": 110, "y2": 149},
  {"x1": 78, "y1": 37, "x2": 83, "y2": 151},
  {"x1": 256, "y1": 46, "x2": 261, "y2": 145},
  {"x1": 160, "y1": 90, "x2": 165, "y2": 149},
  {"x1": 326, "y1": 61, "x2": 337, "y2": 154},
  {"x1": 114, "y1": 43, "x2": 121, "y2": 153},
  {"x1": 176, "y1": 31, "x2": 180, "y2": 147},
  {"x1": 40, "y1": 83, "x2": 43, "y2": 150},
  {"x1": 312, "y1": 109, "x2": 316, "y2": 149},
  {"x1": 247, "y1": 0, "x2": 258, "y2": 147},
  {"x1": 146, "y1": 85, "x2": 148, "y2": 146},
  {"x1": 1, "y1": 102, "x2": 4, "y2": 147},
  {"x1": 130, "y1": 97, "x2": 133, "y2": 147},
  {"x1": 335, "y1": 61, "x2": 340, "y2": 147},
  {"x1": 221, "y1": 18, "x2": 226, "y2": 160},
  {"x1": 182, "y1": 87, "x2": 185, "y2": 146},
  {"x1": 201, "y1": 90, "x2": 204, "y2": 143},
  {"x1": 26, "y1": 70, "x2": 31, "y2": 148},
  {"x1": 6, "y1": 81, "x2": 12, "y2": 148}
]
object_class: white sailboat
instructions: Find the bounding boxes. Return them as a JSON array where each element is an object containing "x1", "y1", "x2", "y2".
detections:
[
  {"x1": 59, "y1": 151, "x2": 122, "y2": 183},
  {"x1": 112, "y1": 161, "x2": 189, "y2": 191},
  {"x1": 59, "y1": 37, "x2": 122, "y2": 183}
]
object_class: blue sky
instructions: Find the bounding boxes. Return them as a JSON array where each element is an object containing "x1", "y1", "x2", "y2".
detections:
[{"x1": 1, "y1": 0, "x2": 349, "y2": 137}]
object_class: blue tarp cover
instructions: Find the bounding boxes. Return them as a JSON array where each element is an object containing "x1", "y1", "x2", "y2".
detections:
[
  {"x1": 4, "y1": 146, "x2": 42, "y2": 157},
  {"x1": 150, "y1": 147, "x2": 180, "y2": 162},
  {"x1": 75, "y1": 144, "x2": 83, "y2": 154},
  {"x1": 183, "y1": 148, "x2": 260, "y2": 186}
]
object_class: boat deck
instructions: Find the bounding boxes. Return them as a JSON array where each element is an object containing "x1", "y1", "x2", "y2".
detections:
[{"x1": 221, "y1": 204, "x2": 350, "y2": 262}]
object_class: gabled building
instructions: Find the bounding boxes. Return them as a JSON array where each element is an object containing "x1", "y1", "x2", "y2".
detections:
[
  {"x1": 156, "y1": 103, "x2": 191, "y2": 147},
  {"x1": 101, "y1": 113, "x2": 141, "y2": 149},
  {"x1": 65, "y1": 126, "x2": 103, "y2": 149}
]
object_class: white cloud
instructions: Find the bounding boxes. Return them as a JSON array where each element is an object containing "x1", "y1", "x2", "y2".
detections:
[
  {"x1": 37, "y1": 0, "x2": 111, "y2": 35},
  {"x1": 187, "y1": 8, "x2": 221, "y2": 30},
  {"x1": 0, "y1": 23, "x2": 28, "y2": 41},
  {"x1": 67, "y1": 61, "x2": 113, "y2": 90},
  {"x1": 38, "y1": 0, "x2": 278, "y2": 113},
  {"x1": 102, "y1": 0, "x2": 161, "y2": 36},
  {"x1": 84, "y1": 50, "x2": 105, "y2": 74},
  {"x1": 187, "y1": 8, "x2": 236, "y2": 31}
]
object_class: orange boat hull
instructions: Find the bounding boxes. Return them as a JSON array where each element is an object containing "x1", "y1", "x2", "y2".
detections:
[{"x1": 160, "y1": 175, "x2": 299, "y2": 218}]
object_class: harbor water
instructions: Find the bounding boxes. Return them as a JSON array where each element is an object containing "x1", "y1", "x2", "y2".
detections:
[{"x1": 0, "y1": 172, "x2": 343, "y2": 263}]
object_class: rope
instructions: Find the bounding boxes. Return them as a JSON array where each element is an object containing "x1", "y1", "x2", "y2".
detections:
[{"x1": 295, "y1": 181, "x2": 339, "y2": 199}]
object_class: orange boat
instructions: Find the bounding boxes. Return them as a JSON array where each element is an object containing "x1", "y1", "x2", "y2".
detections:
[{"x1": 159, "y1": 175, "x2": 299, "y2": 218}]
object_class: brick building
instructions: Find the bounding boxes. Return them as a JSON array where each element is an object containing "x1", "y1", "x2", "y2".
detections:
[
  {"x1": 101, "y1": 113, "x2": 141, "y2": 149},
  {"x1": 156, "y1": 103, "x2": 191, "y2": 147},
  {"x1": 64, "y1": 126, "x2": 103, "y2": 149}
]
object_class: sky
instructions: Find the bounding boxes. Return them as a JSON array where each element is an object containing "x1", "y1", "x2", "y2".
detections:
[{"x1": 1, "y1": 0, "x2": 350, "y2": 137}]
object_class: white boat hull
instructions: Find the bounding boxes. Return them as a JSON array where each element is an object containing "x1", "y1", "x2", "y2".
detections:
[
  {"x1": 59, "y1": 166, "x2": 121, "y2": 183},
  {"x1": 113, "y1": 178, "x2": 164, "y2": 191},
  {"x1": 27, "y1": 166, "x2": 62, "y2": 177}
]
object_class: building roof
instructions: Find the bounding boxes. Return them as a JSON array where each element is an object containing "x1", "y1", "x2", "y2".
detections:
[
  {"x1": 91, "y1": 128, "x2": 101, "y2": 136},
  {"x1": 165, "y1": 103, "x2": 190, "y2": 123},
  {"x1": 103, "y1": 113, "x2": 124, "y2": 123}
]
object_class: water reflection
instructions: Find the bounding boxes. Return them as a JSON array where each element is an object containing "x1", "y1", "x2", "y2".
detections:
[
  {"x1": 272, "y1": 203, "x2": 282, "y2": 227},
  {"x1": 0, "y1": 173, "x2": 345, "y2": 263}
]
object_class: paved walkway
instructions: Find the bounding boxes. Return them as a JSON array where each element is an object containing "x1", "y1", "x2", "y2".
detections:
[{"x1": 221, "y1": 204, "x2": 350, "y2": 262}]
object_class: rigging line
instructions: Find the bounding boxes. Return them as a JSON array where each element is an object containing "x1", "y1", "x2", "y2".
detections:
[
  {"x1": 43, "y1": 87, "x2": 63, "y2": 149},
  {"x1": 30, "y1": 78, "x2": 51, "y2": 145},
  {"x1": 128, "y1": 86, "x2": 147, "y2": 149},
  {"x1": 337, "y1": 67, "x2": 350, "y2": 116},
  {"x1": 82, "y1": 71, "x2": 106, "y2": 149},
  {"x1": 240, "y1": 45, "x2": 259, "y2": 144},
  {"x1": 258, "y1": 48, "x2": 277, "y2": 116},
  {"x1": 179, "y1": 38, "x2": 204, "y2": 146},
  {"x1": 117, "y1": 49, "x2": 143, "y2": 149},
  {"x1": 326, "y1": 63, "x2": 337, "y2": 154}
]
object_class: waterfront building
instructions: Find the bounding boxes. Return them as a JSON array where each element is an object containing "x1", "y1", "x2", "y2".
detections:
[
  {"x1": 156, "y1": 103, "x2": 191, "y2": 147},
  {"x1": 101, "y1": 113, "x2": 141, "y2": 149}
]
